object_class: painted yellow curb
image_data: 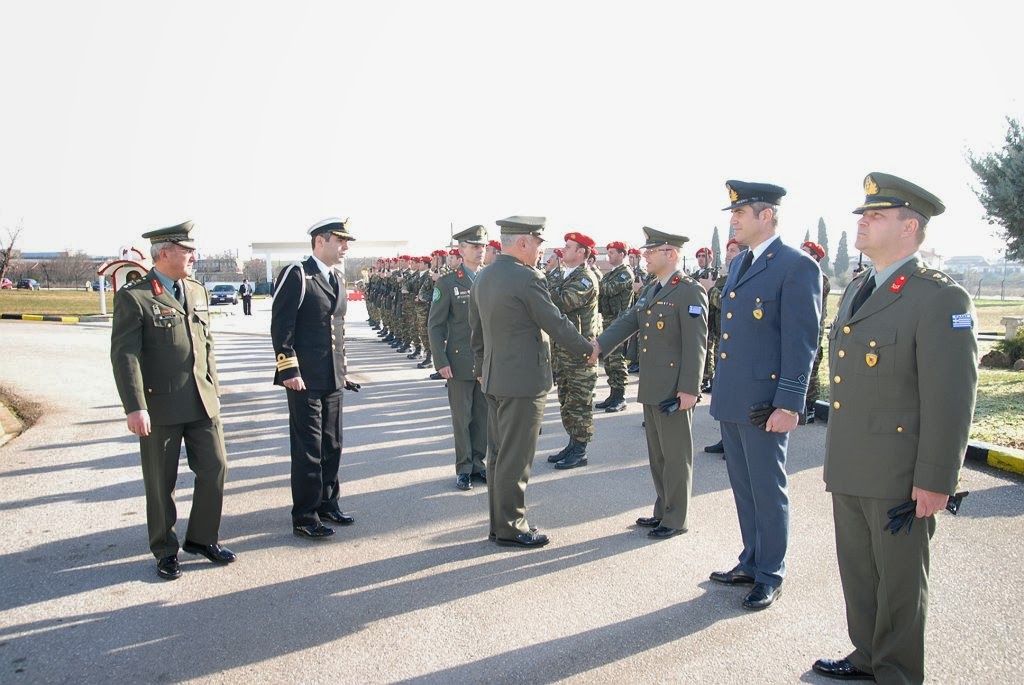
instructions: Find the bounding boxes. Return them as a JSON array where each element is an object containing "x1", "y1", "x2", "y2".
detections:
[{"x1": 987, "y1": 449, "x2": 1024, "y2": 476}]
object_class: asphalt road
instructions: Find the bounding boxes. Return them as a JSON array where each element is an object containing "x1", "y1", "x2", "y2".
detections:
[{"x1": 0, "y1": 301, "x2": 1021, "y2": 684}]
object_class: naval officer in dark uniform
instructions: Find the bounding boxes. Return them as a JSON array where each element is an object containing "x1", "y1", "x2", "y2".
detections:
[
  {"x1": 812, "y1": 174, "x2": 978, "y2": 684},
  {"x1": 271, "y1": 218, "x2": 357, "y2": 539},
  {"x1": 428, "y1": 224, "x2": 491, "y2": 490},
  {"x1": 709, "y1": 181, "x2": 822, "y2": 610},
  {"x1": 593, "y1": 227, "x2": 707, "y2": 539},
  {"x1": 110, "y1": 221, "x2": 236, "y2": 580},
  {"x1": 469, "y1": 216, "x2": 595, "y2": 549}
]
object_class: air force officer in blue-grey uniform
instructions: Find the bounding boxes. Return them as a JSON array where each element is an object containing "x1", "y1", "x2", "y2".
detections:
[{"x1": 709, "y1": 181, "x2": 822, "y2": 611}]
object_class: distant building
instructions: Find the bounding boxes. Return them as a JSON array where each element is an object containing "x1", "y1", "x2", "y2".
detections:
[{"x1": 194, "y1": 255, "x2": 243, "y2": 284}]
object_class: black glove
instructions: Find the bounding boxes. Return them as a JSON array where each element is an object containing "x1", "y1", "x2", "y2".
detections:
[
  {"x1": 749, "y1": 402, "x2": 774, "y2": 430},
  {"x1": 658, "y1": 397, "x2": 680, "y2": 415},
  {"x1": 886, "y1": 491, "x2": 969, "y2": 536},
  {"x1": 344, "y1": 380, "x2": 361, "y2": 392}
]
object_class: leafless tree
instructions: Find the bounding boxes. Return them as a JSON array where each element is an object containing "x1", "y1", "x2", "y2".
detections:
[{"x1": 0, "y1": 221, "x2": 23, "y2": 282}]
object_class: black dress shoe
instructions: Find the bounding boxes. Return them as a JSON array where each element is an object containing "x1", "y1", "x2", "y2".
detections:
[
  {"x1": 703, "y1": 440, "x2": 725, "y2": 454},
  {"x1": 182, "y1": 540, "x2": 237, "y2": 564},
  {"x1": 318, "y1": 510, "x2": 355, "y2": 525},
  {"x1": 554, "y1": 454, "x2": 587, "y2": 469},
  {"x1": 635, "y1": 516, "x2": 661, "y2": 527},
  {"x1": 293, "y1": 524, "x2": 335, "y2": 539},
  {"x1": 495, "y1": 531, "x2": 550, "y2": 548},
  {"x1": 456, "y1": 474, "x2": 472, "y2": 490},
  {"x1": 709, "y1": 565, "x2": 756, "y2": 585},
  {"x1": 742, "y1": 582, "x2": 782, "y2": 610},
  {"x1": 647, "y1": 525, "x2": 685, "y2": 539},
  {"x1": 429, "y1": 372, "x2": 443, "y2": 380},
  {"x1": 811, "y1": 658, "x2": 874, "y2": 680},
  {"x1": 156, "y1": 555, "x2": 181, "y2": 580},
  {"x1": 471, "y1": 471, "x2": 487, "y2": 484}
]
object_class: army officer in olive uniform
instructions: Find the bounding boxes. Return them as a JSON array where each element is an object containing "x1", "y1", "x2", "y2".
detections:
[
  {"x1": 272, "y1": 218, "x2": 356, "y2": 540},
  {"x1": 593, "y1": 227, "x2": 707, "y2": 539},
  {"x1": 110, "y1": 221, "x2": 236, "y2": 580},
  {"x1": 428, "y1": 225, "x2": 491, "y2": 490},
  {"x1": 812, "y1": 174, "x2": 978, "y2": 684},
  {"x1": 470, "y1": 216, "x2": 595, "y2": 549}
]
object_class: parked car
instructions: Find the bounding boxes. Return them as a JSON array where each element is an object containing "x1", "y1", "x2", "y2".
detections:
[
  {"x1": 17, "y1": 278, "x2": 40, "y2": 290},
  {"x1": 90, "y1": 279, "x2": 111, "y2": 292},
  {"x1": 209, "y1": 283, "x2": 239, "y2": 305},
  {"x1": 0, "y1": 277, "x2": 13, "y2": 289}
]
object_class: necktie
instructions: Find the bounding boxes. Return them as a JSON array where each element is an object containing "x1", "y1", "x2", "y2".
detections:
[
  {"x1": 850, "y1": 276, "x2": 876, "y2": 315},
  {"x1": 650, "y1": 282, "x2": 663, "y2": 298},
  {"x1": 328, "y1": 271, "x2": 337, "y2": 289},
  {"x1": 735, "y1": 250, "x2": 754, "y2": 282},
  {"x1": 173, "y1": 281, "x2": 185, "y2": 306}
]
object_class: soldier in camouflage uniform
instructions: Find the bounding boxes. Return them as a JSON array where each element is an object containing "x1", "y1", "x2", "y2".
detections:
[
  {"x1": 595, "y1": 241, "x2": 634, "y2": 412},
  {"x1": 692, "y1": 247, "x2": 720, "y2": 392},
  {"x1": 703, "y1": 238, "x2": 743, "y2": 455},
  {"x1": 415, "y1": 254, "x2": 437, "y2": 369},
  {"x1": 546, "y1": 232, "x2": 600, "y2": 469},
  {"x1": 404, "y1": 257, "x2": 429, "y2": 359},
  {"x1": 800, "y1": 241, "x2": 830, "y2": 422},
  {"x1": 625, "y1": 247, "x2": 653, "y2": 373}
]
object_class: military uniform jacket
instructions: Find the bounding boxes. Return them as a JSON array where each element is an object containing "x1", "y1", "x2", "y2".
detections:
[
  {"x1": 110, "y1": 271, "x2": 220, "y2": 425},
  {"x1": 597, "y1": 272, "x2": 708, "y2": 404},
  {"x1": 709, "y1": 238, "x2": 822, "y2": 422},
  {"x1": 271, "y1": 257, "x2": 347, "y2": 391},
  {"x1": 470, "y1": 254, "x2": 593, "y2": 398},
  {"x1": 427, "y1": 267, "x2": 476, "y2": 379},
  {"x1": 549, "y1": 264, "x2": 600, "y2": 360},
  {"x1": 824, "y1": 259, "x2": 977, "y2": 498},
  {"x1": 598, "y1": 263, "x2": 635, "y2": 317}
]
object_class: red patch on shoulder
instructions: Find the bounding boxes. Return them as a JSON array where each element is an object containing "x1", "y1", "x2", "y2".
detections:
[
  {"x1": 889, "y1": 275, "x2": 907, "y2": 293},
  {"x1": 151, "y1": 279, "x2": 164, "y2": 296},
  {"x1": 457, "y1": 269, "x2": 464, "y2": 279},
  {"x1": 670, "y1": 275, "x2": 680, "y2": 285}
]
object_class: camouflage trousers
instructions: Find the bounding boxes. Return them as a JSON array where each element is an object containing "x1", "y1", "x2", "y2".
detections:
[
  {"x1": 703, "y1": 331, "x2": 717, "y2": 384},
  {"x1": 415, "y1": 303, "x2": 431, "y2": 355},
  {"x1": 554, "y1": 360, "x2": 597, "y2": 442},
  {"x1": 807, "y1": 335, "x2": 825, "y2": 407},
  {"x1": 601, "y1": 314, "x2": 629, "y2": 389}
]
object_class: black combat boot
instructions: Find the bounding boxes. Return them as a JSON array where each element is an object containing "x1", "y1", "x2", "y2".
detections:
[
  {"x1": 547, "y1": 437, "x2": 576, "y2": 463},
  {"x1": 604, "y1": 387, "x2": 627, "y2": 413},
  {"x1": 407, "y1": 345, "x2": 422, "y2": 360},
  {"x1": 382, "y1": 331, "x2": 395, "y2": 342},
  {"x1": 627, "y1": 361, "x2": 640, "y2": 374},
  {"x1": 594, "y1": 392, "x2": 613, "y2": 409},
  {"x1": 417, "y1": 351, "x2": 433, "y2": 368},
  {"x1": 555, "y1": 441, "x2": 588, "y2": 469}
]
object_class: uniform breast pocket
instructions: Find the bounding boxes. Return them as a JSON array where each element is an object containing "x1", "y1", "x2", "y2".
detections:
[{"x1": 852, "y1": 329, "x2": 897, "y2": 376}]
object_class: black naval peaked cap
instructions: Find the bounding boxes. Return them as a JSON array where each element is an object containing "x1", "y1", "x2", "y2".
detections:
[
  {"x1": 496, "y1": 216, "x2": 546, "y2": 241},
  {"x1": 308, "y1": 217, "x2": 356, "y2": 241},
  {"x1": 453, "y1": 225, "x2": 488, "y2": 245},
  {"x1": 640, "y1": 226, "x2": 690, "y2": 249},
  {"x1": 141, "y1": 220, "x2": 197, "y2": 249},
  {"x1": 853, "y1": 172, "x2": 945, "y2": 220},
  {"x1": 722, "y1": 180, "x2": 787, "y2": 211}
]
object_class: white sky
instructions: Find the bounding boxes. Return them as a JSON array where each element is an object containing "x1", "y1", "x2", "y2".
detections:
[{"x1": 1, "y1": 0, "x2": 1021, "y2": 261}]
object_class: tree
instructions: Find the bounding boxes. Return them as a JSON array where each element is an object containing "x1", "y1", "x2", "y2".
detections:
[
  {"x1": 243, "y1": 258, "x2": 267, "y2": 282},
  {"x1": 817, "y1": 217, "x2": 833, "y2": 276},
  {"x1": 803, "y1": 228, "x2": 811, "y2": 243},
  {"x1": 968, "y1": 116, "x2": 1024, "y2": 260},
  {"x1": 710, "y1": 226, "x2": 722, "y2": 269},
  {"x1": 834, "y1": 230, "x2": 851, "y2": 277},
  {"x1": 0, "y1": 221, "x2": 23, "y2": 281}
]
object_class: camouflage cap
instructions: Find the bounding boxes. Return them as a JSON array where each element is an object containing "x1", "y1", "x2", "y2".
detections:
[{"x1": 853, "y1": 172, "x2": 945, "y2": 220}]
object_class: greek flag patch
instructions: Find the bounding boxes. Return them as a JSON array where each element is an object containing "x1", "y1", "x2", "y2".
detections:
[
  {"x1": 581, "y1": 277, "x2": 591, "y2": 287},
  {"x1": 688, "y1": 304, "x2": 703, "y2": 317},
  {"x1": 951, "y1": 313, "x2": 973, "y2": 329},
  {"x1": 619, "y1": 272, "x2": 629, "y2": 280}
]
